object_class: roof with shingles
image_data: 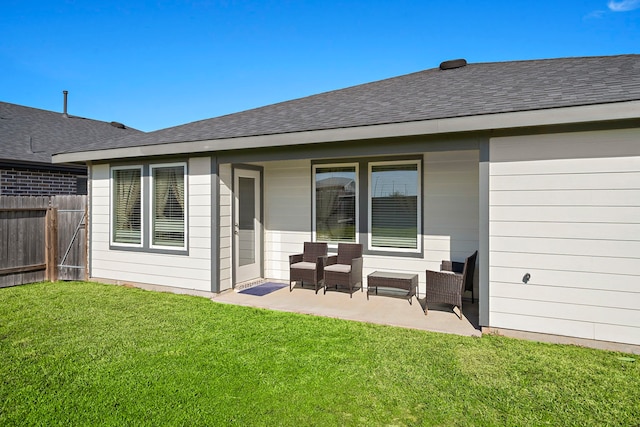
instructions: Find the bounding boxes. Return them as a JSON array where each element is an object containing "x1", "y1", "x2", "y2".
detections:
[
  {"x1": 0, "y1": 102, "x2": 142, "y2": 164},
  {"x1": 65, "y1": 54, "x2": 640, "y2": 154}
]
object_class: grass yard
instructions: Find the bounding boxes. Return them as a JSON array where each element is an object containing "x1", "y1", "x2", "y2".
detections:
[{"x1": 1, "y1": 282, "x2": 639, "y2": 426}]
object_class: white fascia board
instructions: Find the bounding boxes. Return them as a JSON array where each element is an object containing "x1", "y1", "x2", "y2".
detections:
[{"x1": 52, "y1": 101, "x2": 640, "y2": 163}]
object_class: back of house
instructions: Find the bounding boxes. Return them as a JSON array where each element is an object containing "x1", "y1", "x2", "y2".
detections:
[{"x1": 53, "y1": 54, "x2": 640, "y2": 352}]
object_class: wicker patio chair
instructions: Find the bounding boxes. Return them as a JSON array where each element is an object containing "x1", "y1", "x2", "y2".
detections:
[
  {"x1": 440, "y1": 252, "x2": 478, "y2": 304},
  {"x1": 324, "y1": 243, "x2": 363, "y2": 298},
  {"x1": 289, "y1": 242, "x2": 328, "y2": 293},
  {"x1": 424, "y1": 251, "x2": 477, "y2": 319}
]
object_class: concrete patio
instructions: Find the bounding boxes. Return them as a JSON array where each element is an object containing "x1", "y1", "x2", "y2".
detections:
[{"x1": 212, "y1": 282, "x2": 481, "y2": 337}]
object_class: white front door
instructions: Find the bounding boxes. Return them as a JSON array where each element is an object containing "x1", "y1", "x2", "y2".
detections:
[{"x1": 234, "y1": 168, "x2": 262, "y2": 285}]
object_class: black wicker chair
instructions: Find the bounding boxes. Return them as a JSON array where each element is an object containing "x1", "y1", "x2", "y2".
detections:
[
  {"x1": 324, "y1": 243, "x2": 363, "y2": 298},
  {"x1": 289, "y1": 242, "x2": 328, "y2": 293},
  {"x1": 424, "y1": 251, "x2": 477, "y2": 319}
]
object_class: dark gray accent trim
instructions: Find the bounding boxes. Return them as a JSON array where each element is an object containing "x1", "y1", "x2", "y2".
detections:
[
  {"x1": 211, "y1": 156, "x2": 220, "y2": 293},
  {"x1": 87, "y1": 161, "x2": 93, "y2": 279},
  {"x1": 111, "y1": 246, "x2": 189, "y2": 256},
  {"x1": 478, "y1": 139, "x2": 490, "y2": 327},
  {"x1": 260, "y1": 169, "x2": 264, "y2": 279},
  {"x1": 217, "y1": 135, "x2": 481, "y2": 165},
  {"x1": 142, "y1": 164, "x2": 150, "y2": 249},
  {"x1": 230, "y1": 166, "x2": 235, "y2": 287},
  {"x1": 358, "y1": 162, "x2": 368, "y2": 250}
]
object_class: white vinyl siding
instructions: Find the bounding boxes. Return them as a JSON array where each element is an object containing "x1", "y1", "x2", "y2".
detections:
[
  {"x1": 263, "y1": 160, "x2": 312, "y2": 281},
  {"x1": 91, "y1": 158, "x2": 212, "y2": 292},
  {"x1": 489, "y1": 129, "x2": 640, "y2": 346},
  {"x1": 422, "y1": 150, "x2": 480, "y2": 298}
]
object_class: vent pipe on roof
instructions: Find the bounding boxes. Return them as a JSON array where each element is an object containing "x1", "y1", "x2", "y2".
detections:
[{"x1": 62, "y1": 90, "x2": 69, "y2": 118}]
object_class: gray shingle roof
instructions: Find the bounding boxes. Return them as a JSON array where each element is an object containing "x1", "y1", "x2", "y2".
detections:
[
  {"x1": 0, "y1": 102, "x2": 142, "y2": 164},
  {"x1": 67, "y1": 54, "x2": 640, "y2": 154}
]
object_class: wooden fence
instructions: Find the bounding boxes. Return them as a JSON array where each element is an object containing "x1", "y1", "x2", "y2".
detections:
[{"x1": 0, "y1": 195, "x2": 87, "y2": 288}]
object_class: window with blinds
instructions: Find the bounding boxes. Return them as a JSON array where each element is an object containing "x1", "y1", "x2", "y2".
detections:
[
  {"x1": 313, "y1": 165, "x2": 357, "y2": 243},
  {"x1": 112, "y1": 167, "x2": 142, "y2": 245},
  {"x1": 151, "y1": 164, "x2": 186, "y2": 248},
  {"x1": 369, "y1": 161, "x2": 420, "y2": 250}
]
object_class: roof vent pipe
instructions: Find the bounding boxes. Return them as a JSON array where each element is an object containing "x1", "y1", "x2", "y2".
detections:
[{"x1": 62, "y1": 90, "x2": 68, "y2": 118}]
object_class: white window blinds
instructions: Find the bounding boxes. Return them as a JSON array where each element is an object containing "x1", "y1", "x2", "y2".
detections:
[
  {"x1": 152, "y1": 164, "x2": 186, "y2": 248},
  {"x1": 370, "y1": 163, "x2": 419, "y2": 250},
  {"x1": 112, "y1": 167, "x2": 142, "y2": 245}
]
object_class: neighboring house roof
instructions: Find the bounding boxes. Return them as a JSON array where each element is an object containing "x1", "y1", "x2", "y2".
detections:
[
  {"x1": 316, "y1": 177, "x2": 356, "y2": 190},
  {"x1": 0, "y1": 101, "x2": 142, "y2": 165},
  {"x1": 54, "y1": 54, "x2": 640, "y2": 162}
]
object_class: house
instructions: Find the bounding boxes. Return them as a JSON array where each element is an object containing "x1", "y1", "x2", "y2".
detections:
[
  {"x1": 0, "y1": 97, "x2": 141, "y2": 196},
  {"x1": 53, "y1": 54, "x2": 640, "y2": 349}
]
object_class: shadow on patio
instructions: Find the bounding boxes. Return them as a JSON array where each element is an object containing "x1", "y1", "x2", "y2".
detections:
[{"x1": 212, "y1": 282, "x2": 481, "y2": 337}]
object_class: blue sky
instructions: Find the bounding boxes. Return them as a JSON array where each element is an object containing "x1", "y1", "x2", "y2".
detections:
[{"x1": 1, "y1": 0, "x2": 638, "y2": 132}]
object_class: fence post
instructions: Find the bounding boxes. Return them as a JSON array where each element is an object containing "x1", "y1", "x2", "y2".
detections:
[{"x1": 45, "y1": 207, "x2": 58, "y2": 282}]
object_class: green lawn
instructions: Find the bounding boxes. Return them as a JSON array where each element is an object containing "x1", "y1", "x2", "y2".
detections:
[{"x1": 1, "y1": 282, "x2": 638, "y2": 426}]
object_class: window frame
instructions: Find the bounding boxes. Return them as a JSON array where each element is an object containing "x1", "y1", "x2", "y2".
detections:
[
  {"x1": 110, "y1": 165, "x2": 143, "y2": 248},
  {"x1": 311, "y1": 162, "x2": 359, "y2": 247},
  {"x1": 149, "y1": 162, "x2": 188, "y2": 251},
  {"x1": 367, "y1": 159, "x2": 422, "y2": 253},
  {"x1": 109, "y1": 161, "x2": 189, "y2": 254}
]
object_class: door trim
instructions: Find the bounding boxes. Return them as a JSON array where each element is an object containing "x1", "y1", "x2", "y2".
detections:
[{"x1": 232, "y1": 165, "x2": 263, "y2": 287}]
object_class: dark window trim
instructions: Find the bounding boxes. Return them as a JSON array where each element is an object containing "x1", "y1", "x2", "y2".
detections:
[
  {"x1": 312, "y1": 155, "x2": 424, "y2": 258},
  {"x1": 109, "y1": 160, "x2": 189, "y2": 256},
  {"x1": 312, "y1": 161, "x2": 360, "y2": 246}
]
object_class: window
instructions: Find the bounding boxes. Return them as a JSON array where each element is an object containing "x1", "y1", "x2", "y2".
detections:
[
  {"x1": 312, "y1": 159, "x2": 421, "y2": 253},
  {"x1": 369, "y1": 161, "x2": 420, "y2": 251},
  {"x1": 313, "y1": 164, "x2": 358, "y2": 243},
  {"x1": 112, "y1": 166, "x2": 142, "y2": 246},
  {"x1": 151, "y1": 163, "x2": 186, "y2": 249},
  {"x1": 110, "y1": 162, "x2": 187, "y2": 252}
]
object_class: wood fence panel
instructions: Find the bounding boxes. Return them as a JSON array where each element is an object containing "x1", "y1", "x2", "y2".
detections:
[
  {"x1": 0, "y1": 196, "x2": 49, "y2": 287},
  {"x1": 0, "y1": 195, "x2": 87, "y2": 287},
  {"x1": 52, "y1": 195, "x2": 87, "y2": 281}
]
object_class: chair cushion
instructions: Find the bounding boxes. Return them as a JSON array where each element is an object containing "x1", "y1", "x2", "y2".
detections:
[
  {"x1": 324, "y1": 264, "x2": 351, "y2": 273},
  {"x1": 291, "y1": 261, "x2": 318, "y2": 270}
]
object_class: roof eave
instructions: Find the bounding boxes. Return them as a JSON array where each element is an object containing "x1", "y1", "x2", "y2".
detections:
[{"x1": 52, "y1": 100, "x2": 640, "y2": 164}]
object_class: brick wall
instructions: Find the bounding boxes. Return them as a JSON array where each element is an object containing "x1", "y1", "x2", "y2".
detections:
[{"x1": 0, "y1": 167, "x2": 86, "y2": 196}]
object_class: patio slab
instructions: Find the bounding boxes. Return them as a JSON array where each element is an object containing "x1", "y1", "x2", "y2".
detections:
[{"x1": 212, "y1": 282, "x2": 481, "y2": 337}]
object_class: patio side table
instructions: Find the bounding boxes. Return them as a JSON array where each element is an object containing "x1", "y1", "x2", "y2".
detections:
[{"x1": 367, "y1": 271, "x2": 418, "y2": 305}]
